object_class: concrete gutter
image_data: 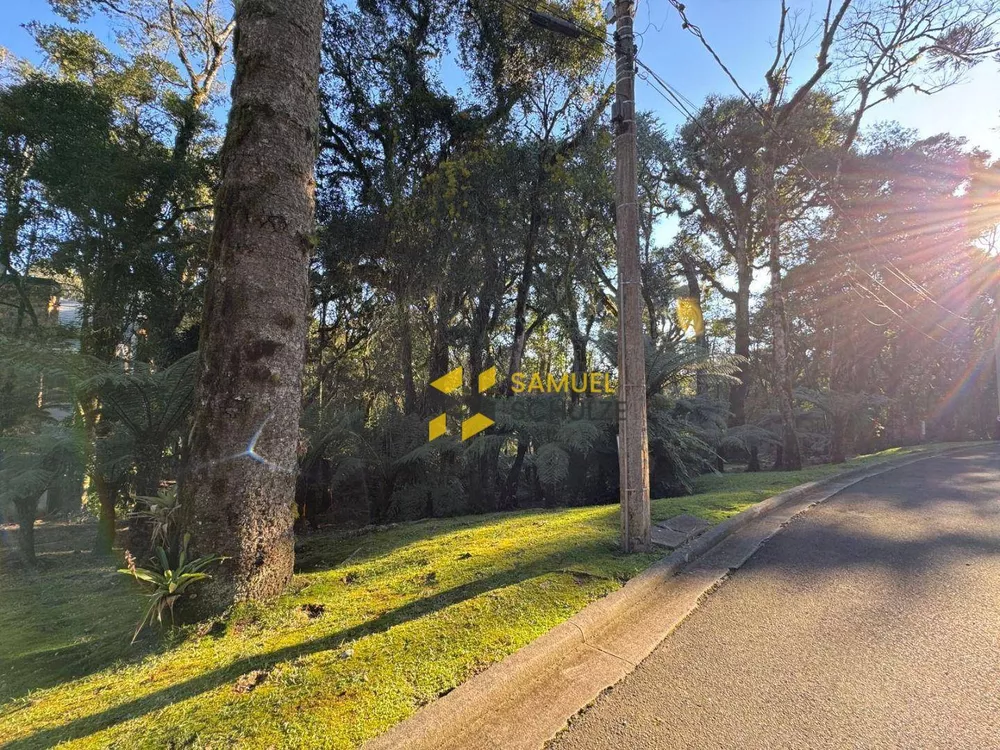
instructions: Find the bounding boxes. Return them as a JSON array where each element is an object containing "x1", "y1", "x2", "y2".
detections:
[{"x1": 364, "y1": 445, "x2": 979, "y2": 750}]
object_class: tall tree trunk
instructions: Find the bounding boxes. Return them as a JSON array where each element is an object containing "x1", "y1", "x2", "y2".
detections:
[
  {"x1": 829, "y1": 342, "x2": 847, "y2": 464},
  {"x1": 134, "y1": 446, "x2": 163, "y2": 499},
  {"x1": 508, "y1": 182, "x2": 543, "y2": 381},
  {"x1": 499, "y1": 210, "x2": 549, "y2": 508},
  {"x1": 830, "y1": 413, "x2": 847, "y2": 464},
  {"x1": 398, "y1": 295, "x2": 417, "y2": 414},
  {"x1": 80, "y1": 391, "x2": 118, "y2": 554},
  {"x1": 180, "y1": 0, "x2": 323, "y2": 614},
  {"x1": 569, "y1": 327, "x2": 588, "y2": 405},
  {"x1": 426, "y1": 289, "x2": 452, "y2": 416},
  {"x1": 467, "y1": 302, "x2": 497, "y2": 513},
  {"x1": 126, "y1": 446, "x2": 163, "y2": 555},
  {"x1": 93, "y1": 473, "x2": 117, "y2": 555},
  {"x1": 729, "y1": 257, "x2": 752, "y2": 426},
  {"x1": 566, "y1": 327, "x2": 590, "y2": 503},
  {"x1": 499, "y1": 441, "x2": 527, "y2": 510},
  {"x1": 766, "y1": 174, "x2": 802, "y2": 471}
]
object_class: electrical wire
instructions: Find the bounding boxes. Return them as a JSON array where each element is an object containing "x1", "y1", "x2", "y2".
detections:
[
  {"x1": 492, "y1": 0, "x2": 963, "y2": 340},
  {"x1": 663, "y1": 0, "x2": 971, "y2": 326},
  {"x1": 495, "y1": 0, "x2": 614, "y2": 51},
  {"x1": 631, "y1": 55, "x2": 954, "y2": 344}
]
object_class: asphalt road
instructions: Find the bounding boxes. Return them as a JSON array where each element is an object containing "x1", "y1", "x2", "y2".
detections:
[{"x1": 549, "y1": 448, "x2": 1000, "y2": 750}]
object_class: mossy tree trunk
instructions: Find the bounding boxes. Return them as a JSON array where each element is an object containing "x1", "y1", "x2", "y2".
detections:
[
  {"x1": 679, "y1": 253, "x2": 708, "y2": 396},
  {"x1": 93, "y1": 473, "x2": 117, "y2": 556},
  {"x1": 180, "y1": 0, "x2": 323, "y2": 615}
]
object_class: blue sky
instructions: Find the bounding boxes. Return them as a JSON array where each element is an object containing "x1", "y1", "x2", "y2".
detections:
[
  {"x1": 629, "y1": 0, "x2": 1000, "y2": 153},
  {"x1": 2, "y1": 0, "x2": 998, "y2": 153}
]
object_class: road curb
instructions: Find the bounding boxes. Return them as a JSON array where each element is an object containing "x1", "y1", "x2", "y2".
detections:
[
  {"x1": 365, "y1": 444, "x2": 979, "y2": 750},
  {"x1": 560, "y1": 443, "x2": 979, "y2": 648}
]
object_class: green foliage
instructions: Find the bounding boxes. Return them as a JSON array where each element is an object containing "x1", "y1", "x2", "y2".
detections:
[
  {"x1": 131, "y1": 485, "x2": 179, "y2": 549},
  {"x1": 0, "y1": 423, "x2": 84, "y2": 503},
  {"x1": 534, "y1": 441, "x2": 569, "y2": 487},
  {"x1": 0, "y1": 330, "x2": 196, "y2": 504},
  {"x1": 86, "y1": 351, "x2": 198, "y2": 495},
  {"x1": 0, "y1": 444, "x2": 968, "y2": 747},
  {"x1": 720, "y1": 423, "x2": 781, "y2": 453},
  {"x1": 119, "y1": 532, "x2": 223, "y2": 643},
  {"x1": 785, "y1": 133, "x2": 1000, "y2": 452},
  {"x1": 0, "y1": 326, "x2": 92, "y2": 555}
]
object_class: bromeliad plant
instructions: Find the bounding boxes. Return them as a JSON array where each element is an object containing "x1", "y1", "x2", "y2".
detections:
[
  {"x1": 131, "y1": 485, "x2": 180, "y2": 549},
  {"x1": 120, "y1": 533, "x2": 225, "y2": 643}
]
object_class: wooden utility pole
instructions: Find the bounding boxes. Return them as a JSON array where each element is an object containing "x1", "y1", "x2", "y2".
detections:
[{"x1": 613, "y1": 0, "x2": 650, "y2": 552}]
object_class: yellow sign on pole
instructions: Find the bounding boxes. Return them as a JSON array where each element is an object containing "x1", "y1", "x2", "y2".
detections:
[{"x1": 677, "y1": 296, "x2": 705, "y2": 338}]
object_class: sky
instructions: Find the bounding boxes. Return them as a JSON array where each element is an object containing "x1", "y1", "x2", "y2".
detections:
[
  {"x1": 628, "y1": 0, "x2": 1000, "y2": 154},
  {"x1": 2, "y1": 0, "x2": 998, "y2": 154}
]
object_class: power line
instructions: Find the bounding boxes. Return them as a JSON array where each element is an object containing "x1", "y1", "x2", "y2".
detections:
[
  {"x1": 631, "y1": 54, "x2": 956, "y2": 344},
  {"x1": 495, "y1": 0, "x2": 614, "y2": 51},
  {"x1": 495, "y1": 0, "x2": 965, "y2": 337},
  {"x1": 662, "y1": 0, "x2": 972, "y2": 326},
  {"x1": 635, "y1": 58, "x2": 723, "y2": 147},
  {"x1": 664, "y1": 0, "x2": 760, "y2": 115}
]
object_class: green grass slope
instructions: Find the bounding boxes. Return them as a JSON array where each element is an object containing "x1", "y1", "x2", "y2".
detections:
[{"x1": 0, "y1": 443, "x2": 970, "y2": 748}]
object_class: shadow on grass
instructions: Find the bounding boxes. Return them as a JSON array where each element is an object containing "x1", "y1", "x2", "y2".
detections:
[
  {"x1": 13, "y1": 476, "x2": 998, "y2": 750},
  {"x1": 0, "y1": 632, "x2": 160, "y2": 705},
  {"x1": 0, "y1": 525, "x2": 157, "y2": 705},
  {"x1": 2, "y1": 542, "x2": 615, "y2": 749},
  {"x1": 11, "y1": 449, "x2": 991, "y2": 746},
  {"x1": 294, "y1": 503, "x2": 618, "y2": 575}
]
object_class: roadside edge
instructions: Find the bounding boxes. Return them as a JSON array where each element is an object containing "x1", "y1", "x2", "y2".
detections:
[{"x1": 364, "y1": 444, "x2": 980, "y2": 750}]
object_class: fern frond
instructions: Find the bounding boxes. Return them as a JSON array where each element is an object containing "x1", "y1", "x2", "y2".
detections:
[{"x1": 534, "y1": 443, "x2": 570, "y2": 487}]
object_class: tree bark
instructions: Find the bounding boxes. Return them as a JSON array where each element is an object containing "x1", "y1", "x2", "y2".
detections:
[
  {"x1": 499, "y1": 441, "x2": 527, "y2": 510},
  {"x1": 180, "y1": 0, "x2": 323, "y2": 614},
  {"x1": 80, "y1": 393, "x2": 117, "y2": 554},
  {"x1": 729, "y1": 257, "x2": 752, "y2": 426},
  {"x1": 507, "y1": 181, "x2": 543, "y2": 383},
  {"x1": 426, "y1": 288, "x2": 453, "y2": 415},
  {"x1": 569, "y1": 328, "x2": 589, "y2": 405},
  {"x1": 126, "y1": 446, "x2": 163, "y2": 555},
  {"x1": 467, "y1": 303, "x2": 498, "y2": 513},
  {"x1": 93, "y1": 473, "x2": 117, "y2": 556},
  {"x1": 398, "y1": 295, "x2": 417, "y2": 414},
  {"x1": 767, "y1": 195, "x2": 802, "y2": 470},
  {"x1": 830, "y1": 413, "x2": 847, "y2": 464}
]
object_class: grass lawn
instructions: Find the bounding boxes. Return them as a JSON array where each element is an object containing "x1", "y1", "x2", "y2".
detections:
[{"x1": 0, "y1": 443, "x2": 972, "y2": 748}]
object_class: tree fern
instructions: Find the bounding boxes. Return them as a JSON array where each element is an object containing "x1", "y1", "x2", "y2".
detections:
[{"x1": 534, "y1": 442, "x2": 570, "y2": 488}]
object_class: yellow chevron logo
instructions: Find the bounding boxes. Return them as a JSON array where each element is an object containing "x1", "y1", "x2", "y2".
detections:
[{"x1": 428, "y1": 366, "x2": 496, "y2": 442}]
